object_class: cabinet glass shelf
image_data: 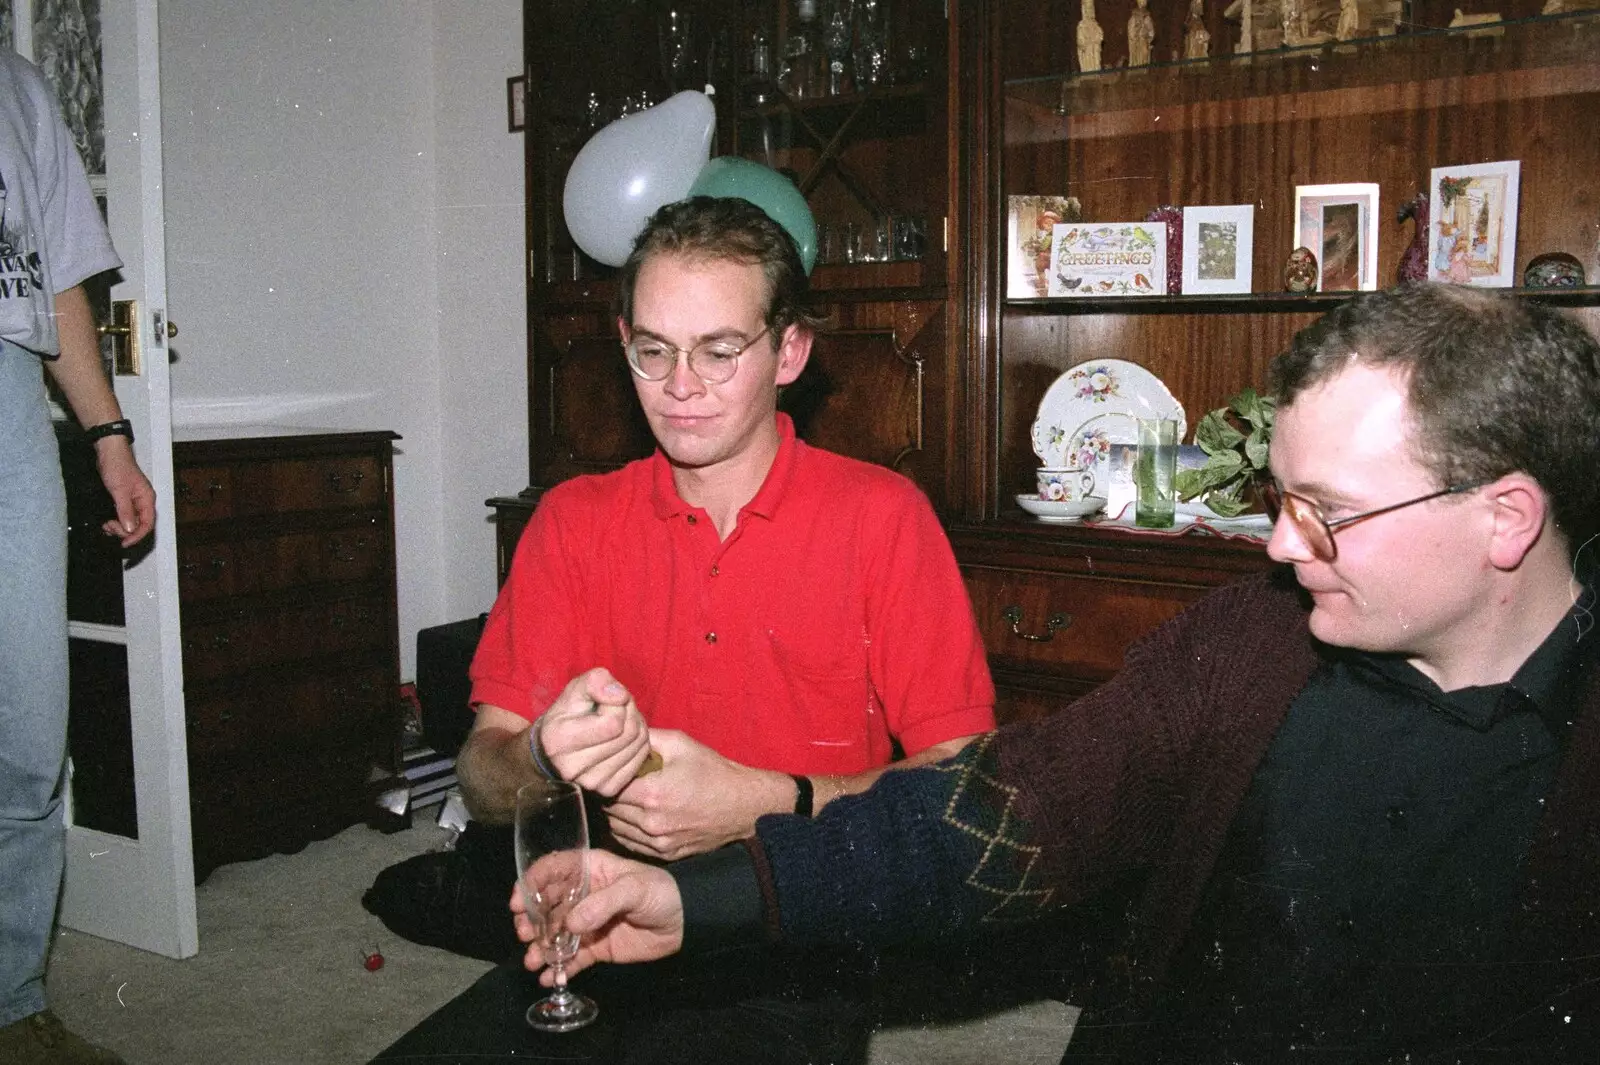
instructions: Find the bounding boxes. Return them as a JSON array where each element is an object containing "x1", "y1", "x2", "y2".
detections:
[
  {"x1": 738, "y1": 80, "x2": 930, "y2": 120},
  {"x1": 1006, "y1": 286, "x2": 1600, "y2": 315},
  {"x1": 1006, "y1": 12, "x2": 1599, "y2": 124}
]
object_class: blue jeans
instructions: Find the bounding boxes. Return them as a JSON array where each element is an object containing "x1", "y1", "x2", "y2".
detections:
[{"x1": 0, "y1": 339, "x2": 70, "y2": 1026}]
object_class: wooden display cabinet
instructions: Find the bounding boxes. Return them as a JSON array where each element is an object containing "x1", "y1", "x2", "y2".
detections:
[
  {"x1": 507, "y1": 2, "x2": 1600, "y2": 723},
  {"x1": 947, "y1": 3, "x2": 1600, "y2": 718}
]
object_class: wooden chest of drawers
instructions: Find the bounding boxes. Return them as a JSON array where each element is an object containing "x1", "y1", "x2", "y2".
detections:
[
  {"x1": 950, "y1": 523, "x2": 1273, "y2": 726},
  {"x1": 173, "y1": 428, "x2": 401, "y2": 880}
]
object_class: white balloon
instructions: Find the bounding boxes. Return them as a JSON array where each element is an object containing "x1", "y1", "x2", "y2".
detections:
[{"x1": 562, "y1": 91, "x2": 716, "y2": 268}]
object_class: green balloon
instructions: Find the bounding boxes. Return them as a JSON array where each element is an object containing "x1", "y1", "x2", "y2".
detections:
[{"x1": 687, "y1": 157, "x2": 818, "y2": 274}]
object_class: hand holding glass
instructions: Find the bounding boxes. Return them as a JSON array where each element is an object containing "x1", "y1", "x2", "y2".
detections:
[{"x1": 514, "y1": 781, "x2": 598, "y2": 1032}]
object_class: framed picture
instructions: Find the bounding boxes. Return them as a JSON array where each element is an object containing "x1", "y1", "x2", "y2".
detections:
[
  {"x1": 1181, "y1": 205, "x2": 1255, "y2": 294},
  {"x1": 507, "y1": 75, "x2": 527, "y2": 133},
  {"x1": 1293, "y1": 182, "x2": 1380, "y2": 292},
  {"x1": 1006, "y1": 195, "x2": 1082, "y2": 299},
  {"x1": 1428, "y1": 160, "x2": 1521, "y2": 287},
  {"x1": 1048, "y1": 222, "x2": 1167, "y2": 297}
]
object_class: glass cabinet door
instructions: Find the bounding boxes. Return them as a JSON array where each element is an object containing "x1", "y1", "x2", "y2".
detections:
[{"x1": 525, "y1": 0, "x2": 948, "y2": 295}]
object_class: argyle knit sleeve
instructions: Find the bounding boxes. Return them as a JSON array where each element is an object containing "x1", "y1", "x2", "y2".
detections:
[{"x1": 747, "y1": 734, "x2": 1050, "y2": 948}]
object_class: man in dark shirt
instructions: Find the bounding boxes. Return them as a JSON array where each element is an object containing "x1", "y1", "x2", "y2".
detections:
[{"x1": 513, "y1": 284, "x2": 1600, "y2": 1061}]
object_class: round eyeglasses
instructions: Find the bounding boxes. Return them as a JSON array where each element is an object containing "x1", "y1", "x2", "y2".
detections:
[
  {"x1": 624, "y1": 324, "x2": 774, "y2": 385},
  {"x1": 1261, "y1": 480, "x2": 1486, "y2": 563}
]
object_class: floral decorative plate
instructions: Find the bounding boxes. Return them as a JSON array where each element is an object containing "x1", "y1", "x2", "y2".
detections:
[
  {"x1": 1030, "y1": 359, "x2": 1186, "y2": 470},
  {"x1": 1016, "y1": 494, "x2": 1107, "y2": 522}
]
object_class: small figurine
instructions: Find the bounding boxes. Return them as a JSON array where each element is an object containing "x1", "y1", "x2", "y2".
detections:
[
  {"x1": 1185, "y1": 0, "x2": 1212, "y2": 59},
  {"x1": 1284, "y1": 246, "x2": 1319, "y2": 292},
  {"x1": 1336, "y1": 0, "x2": 1361, "y2": 41},
  {"x1": 1128, "y1": 0, "x2": 1156, "y2": 67},
  {"x1": 1281, "y1": 0, "x2": 1306, "y2": 46},
  {"x1": 1396, "y1": 192, "x2": 1429, "y2": 284},
  {"x1": 1232, "y1": 0, "x2": 1255, "y2": 54},
  {"x1": 1077, "y1": 0, "x2": 1104, "y2": 73}
]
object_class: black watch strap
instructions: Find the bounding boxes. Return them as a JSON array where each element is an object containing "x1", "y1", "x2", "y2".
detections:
[
  {"x1": 84, "y1": 418, "x2": 135, "y2": 444},
  {"x1": 790, "y1": 774, "x2": 813, "y2": 817}
]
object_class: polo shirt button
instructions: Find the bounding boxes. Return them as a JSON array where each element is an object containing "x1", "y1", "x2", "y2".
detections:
[
  {"x1": 1386, "y1": 806, "x2": 1407, "y2": 831},
  {"x1": 710, "y1": 565, "x2": 719, "y2": 577},
  {"x1": 686, "y1": 514, "x2": 697, "y2": 525},
  {"x1": 705, "y1": 632, "x2": 717, "y2": 644}
]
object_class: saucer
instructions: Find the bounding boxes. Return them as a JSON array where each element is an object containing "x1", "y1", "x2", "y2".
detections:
[{"x1": 1016, "y1": 494, "x2": 1107, "y2": 522}]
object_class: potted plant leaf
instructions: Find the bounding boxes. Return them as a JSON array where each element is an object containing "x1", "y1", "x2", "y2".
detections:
[{"x1": 1176, "y1": 387, "x2": 1275, "y2": 518}]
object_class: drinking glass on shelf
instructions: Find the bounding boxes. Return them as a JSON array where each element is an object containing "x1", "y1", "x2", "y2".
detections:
[
  {"x1": 842, "y1": 220, "x2": 865, "y2": 263},
  {"x1": 514, "y1": 781, "x2": 598, "y2": 1032},
  {"x1": 1134, "y1": 417, "x2": 1179, "y2": 528},
  {"x1": 744, "y1": 27, "x2": 775, "y2": 106},
  {"x1": 853, "y1": 0, "x2": 892, "y2": 89},
  {"x1": 817, "y1": 221, "x2": 844, "y2": 265},
  {"x1": 891, "y1": 213, "x2": 928, "y2": 261},
  {"x1": 658, "y1": 6, "x2": 700, "y2": 93},
  {"x1": 864, "y1": 215, "x2": 893, "y2": 262},
  {"x1": 824, "y1": 0, "x2": 854, "y2": 96}
]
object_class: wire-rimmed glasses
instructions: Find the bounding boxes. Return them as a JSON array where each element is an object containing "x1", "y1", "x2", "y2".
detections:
[
  {"x1": 624, "y1": 324, "x2": 774, "y2": 385},
  {"x1": 1262, "y1": 480, "x2": 1487, "y2": 562}
]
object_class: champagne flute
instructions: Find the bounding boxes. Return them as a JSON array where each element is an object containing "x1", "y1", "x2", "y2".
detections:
[{"x1": 514, "y1": 781, "x2": 598, "y2": 1032}]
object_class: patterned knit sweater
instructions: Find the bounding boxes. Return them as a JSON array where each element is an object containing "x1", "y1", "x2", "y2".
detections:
[{"x1": 747, "y1": 568, "x2": 1600, "y2": 1057}]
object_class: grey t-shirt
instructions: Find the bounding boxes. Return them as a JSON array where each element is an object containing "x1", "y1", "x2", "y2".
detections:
[{"x1": 0, "y1": 49, "x2": 121, "y2": 357}]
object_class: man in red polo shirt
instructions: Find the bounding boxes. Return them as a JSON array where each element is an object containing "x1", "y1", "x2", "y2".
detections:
[{"x1": 458, "y1": 195, "x2": 994, "y2": 863}]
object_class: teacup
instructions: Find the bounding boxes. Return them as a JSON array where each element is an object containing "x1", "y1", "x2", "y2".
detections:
[{"x1": 1037, "y1": 464, "x2": 1096, "y2": 502}]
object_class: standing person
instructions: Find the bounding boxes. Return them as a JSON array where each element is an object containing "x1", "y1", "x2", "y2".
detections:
[
  {"x1": 457, "y1": 194, "x2": 994, "y2": 1060},
  {"x1": 1, "y1": 50, "x2": 155, "y2": 1065},
  {"x1": 529, "y1": 283, "x2": 1600, "y2": 1061}
]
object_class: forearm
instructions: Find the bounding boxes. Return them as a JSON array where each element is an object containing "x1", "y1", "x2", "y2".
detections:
[
  {"x1": 751, "y1": 735, "x2": 1047, "y2": 951},
  {"x1": 41, "y1": 286, "x2": 123, "y2": 428},
  {"x1": 455, "y1": 723, "x2": 547, "y2": 825},
  {"x1": 802, "y1": 733, "x2": 982, "y2": 815}
]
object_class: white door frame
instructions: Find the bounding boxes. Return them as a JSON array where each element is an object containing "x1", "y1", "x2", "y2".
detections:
[{"x1": 17, "y1": 0, "x2": 198, "y2": 958}]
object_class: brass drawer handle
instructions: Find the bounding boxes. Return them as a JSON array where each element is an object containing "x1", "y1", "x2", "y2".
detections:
[
  {"x1": 331, "y1": 607, "x2": 375, "y2": 628},
  {"x1": 1002, "y1": 605, "x2": 1072, "y2": 643},
  {"x1": 327, "y1": 536, "x2": 369, "y2": 563},
  {"x1": 327, "y1": 469, "x2": 365, "y2": 494},
  {"x1": 181, "y1": 557, "x2": 227, "y2": 580},
  {"x1": 178, "y1": 478, "x2": 224, "y2": 504}
]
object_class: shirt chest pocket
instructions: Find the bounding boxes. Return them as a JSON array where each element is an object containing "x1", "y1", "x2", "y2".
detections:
[{"x1": 746, "y1": 623, "x2": 873, "y2": 746}]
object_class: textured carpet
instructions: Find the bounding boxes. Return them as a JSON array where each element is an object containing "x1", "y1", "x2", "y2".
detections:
[
  {"x1": 45, "y1": 817, "x2": 1075, "y2": 1064},
  {"x1": 46, "y1": 820, "x2": 494, "y2": 1065}
]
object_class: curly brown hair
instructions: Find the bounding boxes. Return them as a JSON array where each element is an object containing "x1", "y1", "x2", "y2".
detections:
[
  {"x1": 1270, "y1": 283, "x2": 1600, "y2": 558},
  {"x1": 617, "y1": 196, "x2": 824, "y2": 338}
]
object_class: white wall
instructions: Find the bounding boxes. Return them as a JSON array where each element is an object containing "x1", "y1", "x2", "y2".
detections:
[
  {"x1": 159, "y1": 0, "x2": 526, "y2": 676},
  {"x1": 431, "y1": 3, "x2": 528, "y2": 626}
]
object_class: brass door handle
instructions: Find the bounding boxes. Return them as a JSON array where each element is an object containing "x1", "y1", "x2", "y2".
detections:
[
  {"x1": 104, "y1": 320, "x2": 178, "y2": 338},
  {"x1": 1002, "y1": 605, "x2": 1072, "y2": 642},
  {"x1": 95, "y1": 300, "x2": 174, "y2": 375}
]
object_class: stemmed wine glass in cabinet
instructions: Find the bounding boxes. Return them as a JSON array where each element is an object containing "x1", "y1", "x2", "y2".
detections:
[{"x1": 513, "y1": 781, "x2": 598, "y2": 1032}]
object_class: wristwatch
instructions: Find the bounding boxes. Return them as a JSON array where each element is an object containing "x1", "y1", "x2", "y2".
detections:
[
  {"x1": 84, "y1": 418, "x2": 135, "y2": 444},
  {"x1": 790, "y1": 774, "x2": 814, "y2": 817}
]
